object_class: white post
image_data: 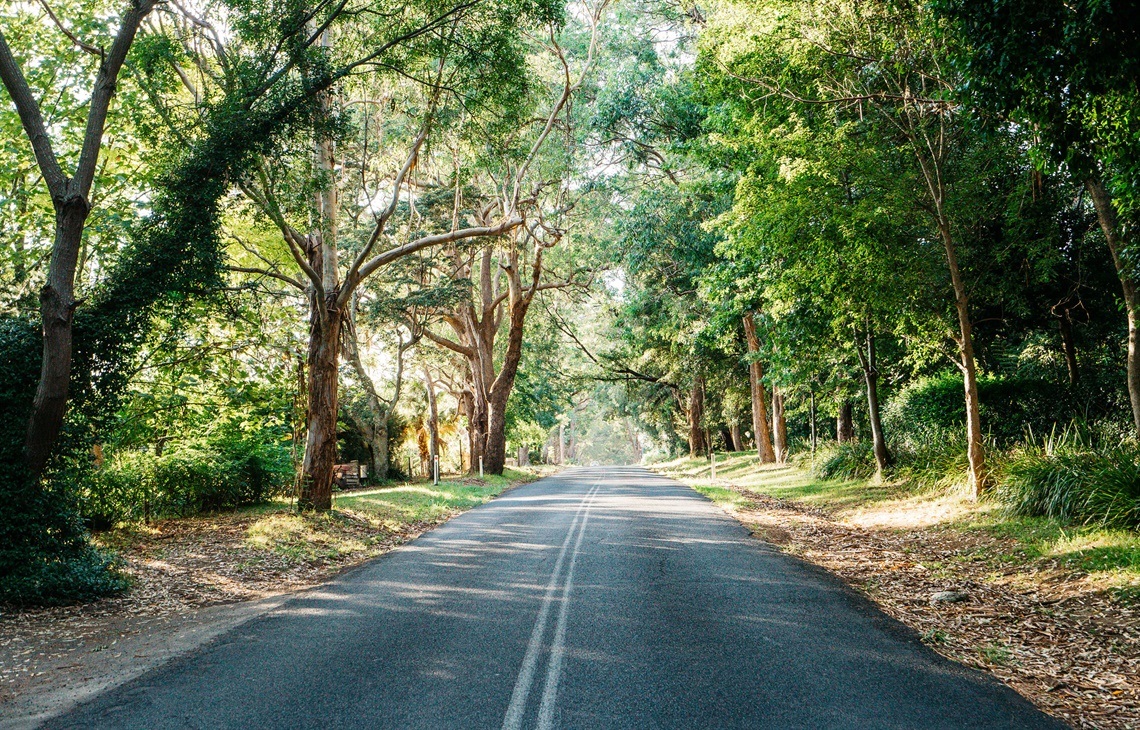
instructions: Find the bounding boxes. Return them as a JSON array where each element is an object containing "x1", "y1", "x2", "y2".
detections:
[
  {"x1": 711, "y1": 452, "x2": 716, "y2": 480},
  {"x1": 433, "y1": 455, "x2": 439, "y2": 485},
  {"x1": 479, "y1": 456, "x2": 484, "y2": 479}
]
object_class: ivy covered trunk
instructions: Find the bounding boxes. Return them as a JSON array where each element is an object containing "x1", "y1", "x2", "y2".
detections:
[{"x1": 300, "y1": 301, "x2": 340, "y2": 511}]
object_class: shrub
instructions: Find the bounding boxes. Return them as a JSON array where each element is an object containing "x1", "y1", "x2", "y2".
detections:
[
  {"x1": 999, "y1": 441, "x2": 1140, "y2": 530},
  {"x1": 79, "y1": 438, "x2": 293, "y2": 527},
  {"x1": 885, "y1": 373, "x2": 1071, "y2": 447}
]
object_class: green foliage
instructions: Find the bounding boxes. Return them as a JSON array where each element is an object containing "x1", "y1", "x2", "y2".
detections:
[
  {"x1": 0, "y1": 10, "x2": 337, "y2": 603},
  {"x1": 811, "y1": 440, "x2": 877, "y2": 481},
  {"x1": 1000, "y1": 444, "x2": 1140, "y2": 530},
  {"x1": 80, "y1": 439, "x2": 293, "y2": 529},
  {"x1": 885, "y1": 373, "x2": 1073, "y2": 447}
]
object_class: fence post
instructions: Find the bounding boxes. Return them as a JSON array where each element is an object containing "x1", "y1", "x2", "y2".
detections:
[
  {"x1": 479, "y1": 457, "x2": 484, "y2": 479},
  {"x1": 711, "y1": 452, "x2": 716, "y2": 481},
  {"x1": 433, "y1": 455, "x2": 439, "y2": 485}
]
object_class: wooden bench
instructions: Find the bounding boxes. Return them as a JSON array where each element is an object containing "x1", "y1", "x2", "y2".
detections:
[{"x1": 334, "y1": 461, "x2": 362, "y2": 490}]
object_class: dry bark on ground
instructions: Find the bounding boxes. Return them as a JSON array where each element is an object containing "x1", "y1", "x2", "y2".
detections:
[{"x1": 723, "y1": 486, "x2": 1140, "y2": 730}]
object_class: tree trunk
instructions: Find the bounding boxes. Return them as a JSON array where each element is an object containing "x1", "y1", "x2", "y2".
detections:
[
  {"x1": 837, "y1": 401, "x2": 854, "y2": 442},
  {"x1": 743, "y1": 314, "x2": 776, "y2": 463},
  {"x1": 856, "y1": 331, "x2": 891, "y2": 477},
  {"x1": 299, "y1": 301, "x2": 340, "y2": 511},
  {"x1": 1087, "y1": 177, "x2": 1140, "y2": 434},
  {"x1": 689, "y1": 377, "x2": 707, "y2": 458},
  {"x1": 369, "y1": 421, "x2": 389, "y2": 483},
  {"x1": 469, "y1": 390, "x2": 487, "y2": 475},
  {"x1": 424, "y1": 367, "x2": 440, "y2": 468},
  {"x1": 483, "y1": 293, "x2": 533, "y2": 474},
  {"x1": 485, "y1": 389, "x2": 509, "y2": 474},
  {"x1": 771, "y1": 386, "x2": 788, "y2": 464},
  {"x1": 1057, "y1": 314, "x2": 1079, "y2": 386},
  {"x1": 24, "y1": 200, "x2": 87, "y2": 478},
  {"x1": 935, "y1": 218, "x2": 986, "y2": 496},
  {"x1": 730, "y1": 423, "x2": 744, "y2": 452}
]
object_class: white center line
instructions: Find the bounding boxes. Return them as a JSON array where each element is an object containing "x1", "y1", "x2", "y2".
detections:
[
  {"x1": 501, "y1": 478, "x2": 601, "y2": 730},
  {"x1": 535, "y1": 478, "x2": 598, "y2": 730}
]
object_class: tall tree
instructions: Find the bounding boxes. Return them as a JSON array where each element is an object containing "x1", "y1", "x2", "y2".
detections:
[{"x1": 0, "y1": 0, "x2": 157, "y2": 477}]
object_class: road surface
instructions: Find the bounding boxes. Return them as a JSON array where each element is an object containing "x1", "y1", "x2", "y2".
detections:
[{"x1": 45, "y1": 466, "x2": 1066, "y2": 729}]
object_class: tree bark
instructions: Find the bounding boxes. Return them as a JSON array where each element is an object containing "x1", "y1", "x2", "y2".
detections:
[
  {"x1": 729, "y1": 423, "x2": 743, "y2": 452},
  {"x1": 837, "y1": 401, "x2": 854, "y2": 442},
  {"x1": 743, "y1": 314, "x2": 776, "y2": 463},
  {"x1": 771, "y1": 386, "x2": 788, "y2": 464},
  {"x1": 24, "y1": 202, "x2": 86, "y2": 476},
  {"x1": 935, "y1": 217, "x2": 987, "y2": 496},
  {"x1": 1087, "y1": 177, "x2": 1140, "y2": 434},
  {"x1": 424, "y1": 366, "x2": 440, "y2": 469},
  {"x1": 1, "y1": 2, "x2": 156, "y2": 476},
  {"x1": 856, "y1": 330, "x2": 892, "y2": 476},
  {"x1": 689, "y1": 377, "x2": 707, "y2": 458},
  {"x1": 299, "y1": 300, "x2": 341, "y2": 511},
  {"x1": 1057, "y1": 314, "x2": 1079, "y2": 386}
]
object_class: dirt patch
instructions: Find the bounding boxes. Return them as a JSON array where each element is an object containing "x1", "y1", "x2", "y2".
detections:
[
  {"x1": 718, "y1": 486, "x2": 1139, "y2": 730},
  {"x1": 0, "y1": 506, "x2": 447, "y2": 727}
]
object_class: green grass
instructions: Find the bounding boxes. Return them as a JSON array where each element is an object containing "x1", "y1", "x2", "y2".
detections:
[
  {"x1": 240, "y1": 468, "x2": 538, "y2": 563},
  {"x1": 334, "y1": 468, "x2": 532, "y2": 528},
  {"x1": 657, "y1": 451, "x2": 904, "y2": 510}
]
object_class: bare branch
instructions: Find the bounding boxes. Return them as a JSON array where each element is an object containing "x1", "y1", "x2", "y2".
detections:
[{"x1": 36, "y1": 0, "x2": 103, "y2": 58}]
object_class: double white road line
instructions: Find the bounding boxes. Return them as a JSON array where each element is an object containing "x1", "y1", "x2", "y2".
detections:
[{"x1": 501, "y1": 477, "x2": 602, "y2": 730}]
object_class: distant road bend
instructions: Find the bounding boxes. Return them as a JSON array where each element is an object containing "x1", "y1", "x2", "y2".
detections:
[{"x1": 48, "y1": 467, "x2": 1067, "y2": 729}]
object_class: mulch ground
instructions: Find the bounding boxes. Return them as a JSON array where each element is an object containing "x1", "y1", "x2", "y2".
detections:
[{"x1": 724, "y1": 486, "x2": 1140, "y2": 730}]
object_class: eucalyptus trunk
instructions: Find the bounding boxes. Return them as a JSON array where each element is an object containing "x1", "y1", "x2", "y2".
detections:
[
  {"x1": 743, "y1": 314, "x2": 776, "y2": 463},
  {"x1": 300, "y1": 300, "x2": 341, "y2": 511},
  {"x1": 936, "y1": 218, "x2": 986, "y2": 496},
  {"x1": 771, "y1": 386, "x2": 788, "y2": 464},
  {"x1": 1087, "y1": 177, "x2": 1140, "y2": 435},
  {"x1": 1057, "y1": 315, "x2": 1079, "y2": 386},
  {"x1": 424, "y1": 368, "x2": 440, "y2": 469},
  {"x1": 856, "y1": 331, "x2": 892, "y2": 477},
  {"x1": 689, "y1": 378, "x2": 707, "y2": 458},
  {"x1": 837, "y1": 401, "x2": 854, "y2": 442}
]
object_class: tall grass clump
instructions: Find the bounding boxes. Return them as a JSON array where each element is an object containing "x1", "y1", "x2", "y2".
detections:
[
  {"x1": 999, "y1": 428, "x2": 1140, "y2": 529},
  {"x1": 891, "y1": 428, "x2": 970, "y2": 492},
  {"x1": 810, "y1": 440, "x2": 877, "y2": 481}
]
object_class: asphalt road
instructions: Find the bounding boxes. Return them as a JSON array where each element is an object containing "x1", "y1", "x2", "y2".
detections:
[{"x1": 45, "y1": 466, "x2": 1067, "y2": 729}]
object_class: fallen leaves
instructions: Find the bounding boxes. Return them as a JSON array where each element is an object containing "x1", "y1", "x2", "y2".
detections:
[
  {"x1": 0, "y1": 505, "x2": 448, "y2": 714},
  {"x1": 727, "y1": 486, "x2": 1140, "y2": 730}
]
